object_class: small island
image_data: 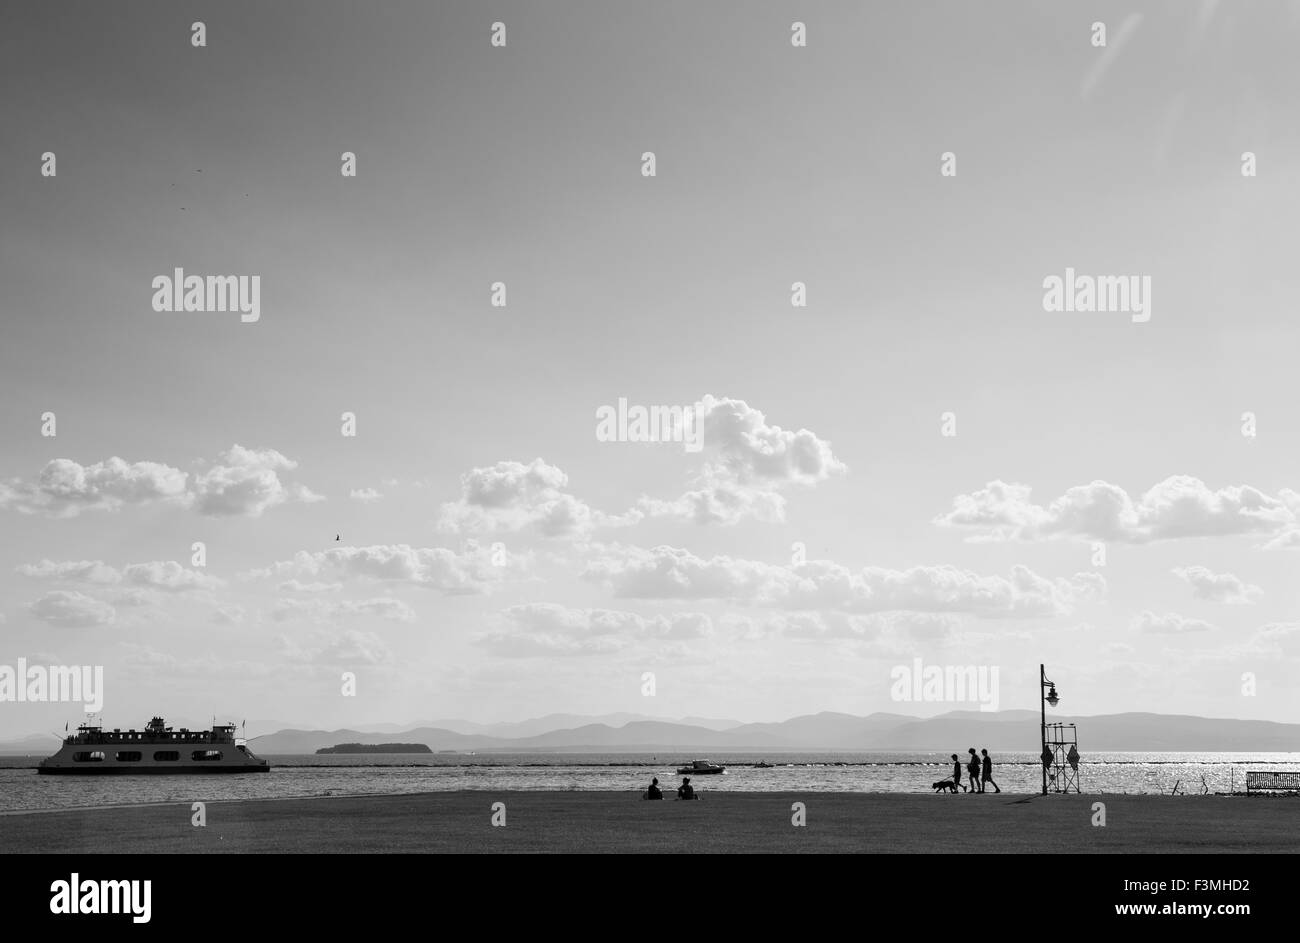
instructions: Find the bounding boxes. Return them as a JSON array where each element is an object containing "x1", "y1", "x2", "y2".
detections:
[{"x1": 315, "y1": 743, "x2": 432, "y2": 755}]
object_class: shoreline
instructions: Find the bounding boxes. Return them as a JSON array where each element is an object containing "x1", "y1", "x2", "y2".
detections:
[
  {"x1": 0, "y1": 785, "x2": 1272, "y2": 817},
  {"x1": 4, "y1": 790, "x2": 1298, "y2": 853}
]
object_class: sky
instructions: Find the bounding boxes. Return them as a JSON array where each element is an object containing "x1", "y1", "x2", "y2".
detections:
[{"x1": 2, "y1": 1, "x2": 1300, "y2": 736}]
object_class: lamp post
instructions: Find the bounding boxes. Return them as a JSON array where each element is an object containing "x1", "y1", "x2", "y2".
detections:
[{"x1": 1040, "y1": 664, "x2": 1060, "y2": 796}]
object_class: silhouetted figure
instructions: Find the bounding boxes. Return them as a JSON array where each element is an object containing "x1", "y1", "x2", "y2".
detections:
[
  {"x1": 967, "y1": 748, "x2": 982, "y2": 793},
  {"x1": 645, "y1": 776, "x2": 662, "y2": 800},
  {"x1": 981, "y1": 748, "x2": 1001, "y2": 793},
  {"x1": 335, "y1": 534, "x2": 340, "y2": 541},
  {"x1": 951, "y1": 753, "x2": 964, "y2": 792},
  {"x1": 677, "y1": 776, "x2": 696, "y2": 800}
]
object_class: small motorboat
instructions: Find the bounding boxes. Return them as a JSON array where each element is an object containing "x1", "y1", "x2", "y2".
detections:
[{"x1": 676, "y1": 759, "x2": 726, "y2": 775}]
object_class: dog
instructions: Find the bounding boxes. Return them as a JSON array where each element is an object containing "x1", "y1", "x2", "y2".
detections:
[{"x1": 932, "y1": 777, "x2": 965, "y2": 794}]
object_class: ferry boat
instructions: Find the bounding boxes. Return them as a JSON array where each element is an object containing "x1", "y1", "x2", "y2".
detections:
[
  {"x1": 675, "y1": 759, "x2": 726, "y2": 775},
  {"x1": 38, "y1": 716, "x2": 270, "y2": 774}
]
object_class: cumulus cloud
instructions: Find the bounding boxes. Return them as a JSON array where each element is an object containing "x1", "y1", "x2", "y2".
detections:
[
  {"x1": 0, "y1": 457, "x2": 189, "y2": 517},
  {"x1": 113, "y1": 588, "x2": 161, "y2": 608},
  {"x1": 0, "y1": 445, "x2": 321, "y2": 518},
  {"x1": 438, "y1": 398, "x2": 845, "y2": 536},
  {"x1": 582, "y1": 545, "x2": 1102, "y2": 619},
  {"x1": 123, "y1": 561, "x2": 224, "y2": 593},
  {"x1": 271, "y1": 596, "x2": 416, "y2": 624},
  {"x1": 1262, "y1": 529, "x2": 1300, "y2": 550},
  {"x1": 1249, "y1": 622, "x2": 1300, "y2": 656},
  {"x1": 255, "y1": 543, "x2": 523, "y2": 595},
  {"x1": 639, "y1": 482, "x2": 788, "y2": 527},
  {"x1": 694, "y1": 395, "x2": 845, "y2": 486},
  {"x1": 16, "y1": 559, "x2": 121, "y2": 583},
  {"x1": 437, "y1": 458, "x2": 634, "y2": 538},
  {"x1": 638, "y1": 395, "x2": 845, "y2": 525},
  {"x1": 1171, "y1": 566, "x2": 1261, "y2": 605},
  {"x1": 17, "y1": 558, "x2": 221, "y2": 593},
  {"x1": 192, "y1": 445, "x2": 323, "y2": 517},
  {"x1": 475, "y1": 602, "x2": 712, "y2": 656},
  {"x1": 1132, "y1": 611, "x2": 1215, "y2": 634},
  {"x1": 277, "y1": 580, "x2": 342, "y2": 594},
  {"x1": 936, "y1": 477, "x2": 1298, "y2": 544},
  {"x1": 350, "y1": 488, "x2": 383, "y2": 503},
  {"x1": 29, "y1": 590, "x2": 116, "y2": 627}
]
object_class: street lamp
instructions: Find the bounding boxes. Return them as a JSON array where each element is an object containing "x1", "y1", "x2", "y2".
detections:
[{"x1": 1040, "y1": 664, "x2": 1060, "y2": 795}]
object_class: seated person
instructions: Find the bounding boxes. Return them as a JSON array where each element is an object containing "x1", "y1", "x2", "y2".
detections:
[
  {"x1": 645, "y1": 776, "x2": 663, "y2": 800},
  {"x1": 677, "y1": 776, "x2": 696, "y2": 800}
]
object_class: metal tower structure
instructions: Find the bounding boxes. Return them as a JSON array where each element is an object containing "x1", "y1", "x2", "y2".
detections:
[{"x1": 1040, "y1": 722, "x2": 1081, "y2": 794}]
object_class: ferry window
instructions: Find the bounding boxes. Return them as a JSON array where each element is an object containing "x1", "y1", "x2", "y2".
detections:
[
  {"x1": 153, "y1": 751, "x2": 179, "y2": 761},
  {"x1": 73, "y1": 751, "x2": 105, "y2": 762},
  {"x1": 116, "y1": 751, "x2": 142, "y2": 762},
  {"x1": 192, "y1": 750, "x2": 223, "y2": 761}
]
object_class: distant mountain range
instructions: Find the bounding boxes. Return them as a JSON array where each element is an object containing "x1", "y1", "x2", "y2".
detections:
[
  {"x1": 347, "y1": 713, "x2": 744, "y2": 738},
  {"x1": 4, "y1": 710, "x2": 1295, "y2": 755}
]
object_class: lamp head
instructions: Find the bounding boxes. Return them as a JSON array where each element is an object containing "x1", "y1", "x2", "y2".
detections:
[{"x1": 1046, "y1": 685, "x2": 1060, "y2": 707}]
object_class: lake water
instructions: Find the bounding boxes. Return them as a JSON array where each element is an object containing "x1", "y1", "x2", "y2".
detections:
[{"x1": 2, "y1": 752, "x2": 1297, "y2": 813}]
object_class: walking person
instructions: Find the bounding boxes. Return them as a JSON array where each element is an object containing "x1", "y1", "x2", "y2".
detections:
[
  {"x1": 951, "y1": 753, "x2": 964, "y2": 792},
  {"x1": 980, "y1": 748, "x2": 1001, "y2": 794},
  {"x1": 967, "y1": 748, "x2": 982, "y2": 793}
]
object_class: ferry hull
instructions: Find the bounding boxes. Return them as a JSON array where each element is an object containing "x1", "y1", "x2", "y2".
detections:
[{"x1": 38, "y1": 764, "x2": 270, "y2": 775}]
